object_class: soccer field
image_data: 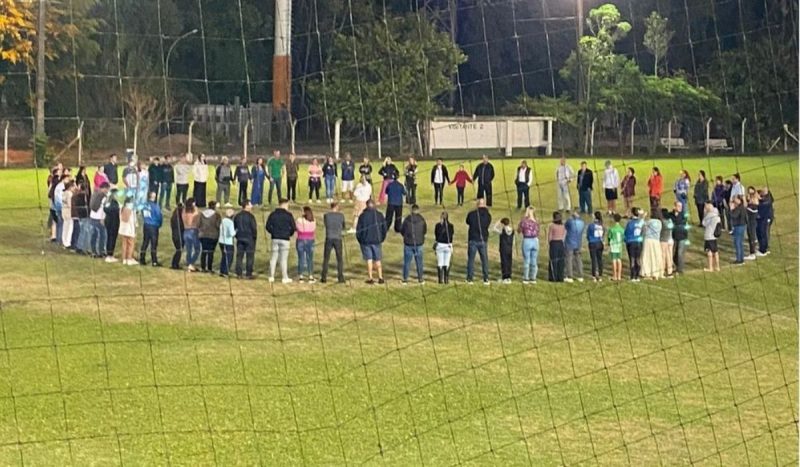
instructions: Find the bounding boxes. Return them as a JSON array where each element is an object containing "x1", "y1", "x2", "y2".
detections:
[{"x1": 0, "y1": 155, "x2": 796, "y2": 465}]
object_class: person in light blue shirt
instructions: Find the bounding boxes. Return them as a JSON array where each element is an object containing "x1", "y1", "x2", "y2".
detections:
[
  {"x1": 218, "y1": 209, "x2": 236, "y2": 277},
  {"x1": 139, "y1": 192, "x2": 163, "y2": 266},
  {"x1": 564, "y1": 211, "x2": 585, "y2": 282},
  {"x1": 624, "y1": 208, "x2": 645, "y2": 281}
]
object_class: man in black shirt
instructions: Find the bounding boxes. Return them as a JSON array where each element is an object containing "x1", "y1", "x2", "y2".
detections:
[
  {"x1": 465, "y1": 198, "x2": 492, "y2": 284},
  {"x1": 159, "y1": 155, "x2": 175, "y2": 209},
  {"x1": 671, "y1": 201, "x2": 689, "y2": 274},
  {"x1": 103, "y1": 154, "x2": 119, "y2": 186},
  {"x1": 577, "y1": 161, "x2": 594, "y2": 214},
  {"x1": 472, "y1": 155, "x2": 495, "y2": 206},
  {"x1": 233, "y1": 200, "x2": 258, "y2": 279},
  {"x1": 148, "y1": 157, "x2": 161, "y2": 195}
]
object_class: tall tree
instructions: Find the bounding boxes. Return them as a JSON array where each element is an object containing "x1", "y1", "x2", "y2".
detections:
[{"x1": 643, "y1": 11, "x2": 673, "y2": 76}]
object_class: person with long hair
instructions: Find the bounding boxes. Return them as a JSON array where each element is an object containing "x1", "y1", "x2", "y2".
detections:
[
  {"x1": 431, "y1": 159, "x2": 450, "y2": 206},
  {"x1": 647, "y1": 167, "x2": 663, "y2": 210},
  {"x1": 435, "y1": 211, "x2": 455, "y2": 284},
  {"x1": 296, "y1": 206, "x2": 317, "y2": 282},
  {"x1": 586, "y1": 211, "x2": 604, "y2": 281},
  {"x1": 377, "y1": 157, "x2": 398, "y2": 205},
  {"x1": 744, "y1": 187, "x2": 759, "y2": 260},
  {"x1": 640, "y1": 209, "x2": 663, "y2": 280},
  {"x1": 518, "y1": 206, "x2": 540, "y2": 284},
  {"x1": 118, "y1": 196, "x2": 138, "y2": 265},
  {"x1": 308, "y1": 158, "x2": 323, "y2": 203},
  {"x1": 659, "y1": 207, "x2": 675, "y2": 277},
  {"x1": 170, "y1": 202, "x2": 185, "y2": 270},
  {"x1": 182, "y1": 198, "x2": 201, "y2": 271},
  {"x1": 198, "y1": 201, "x2": 221, "y2": 273},
  {"x1": 75, "y1": 165, "x2": 91, "y2": 196},
  {"x1": 624, "y1": 207, "x2": 645, "y2": 282},
  {"x1": 711, "y1": 175, "x2": 727, "y2": 231},
  {"x1": 93, "y1": 165, "x2": 109, "y2": 191},
  {"x1": 250, "y1": 157, "x2": 266, "y2": 206},
  {"x1": 547, "y1": 211, "x2": 566, "y2": 282},
  {"x1": 193, "y1": 154, "x2": 209, "y2": 207},
  {"x1": 322, "y1": 156, "x2": 338, "y2": 203},
  {"x1": 673, "y1": 170, "x2": 691, "y2": 216},
  {"x1": 694, "y1": 170, "x2": 709, "y2": 225},
  {"x1": 450, "y1": 164, "x2": 472, "y2": 206},
  {"x1": 405, "y1": 157, "x2": 418, "y2": 205},
  {"x1": 621, "y1": 167, "x2": 636, "y2": 218}
]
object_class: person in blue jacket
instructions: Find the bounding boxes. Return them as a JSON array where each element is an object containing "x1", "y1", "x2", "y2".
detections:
[
  {"x1": 586, "y1": 211, "x2": 605, "y2": 281},
  {"x1": 356, "y1": 199, "x2": 388, "y2": 285},
  {"x1": 384, "y1": 174, "x2": 406, "y2": 233},
  {"x1": 624, "y1": 207, "x2": 645, "y2": 281},
  {"x1": 564, "y1": 211, "x2": 585, "y2": 282},
  {"x1": 139, "y1": 191, "x2": 163, "y2": 266}
]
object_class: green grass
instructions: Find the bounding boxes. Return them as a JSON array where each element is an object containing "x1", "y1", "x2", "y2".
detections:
[{"x1": 0, "y1": 154, "x2": 797, "y2": 465}]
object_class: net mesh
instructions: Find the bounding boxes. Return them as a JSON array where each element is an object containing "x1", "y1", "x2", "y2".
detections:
[{"x1": 0, "y1": 0, "x2": 797, "y2": 464}]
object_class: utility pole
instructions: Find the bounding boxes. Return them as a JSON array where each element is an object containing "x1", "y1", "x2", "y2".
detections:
[
  {"x1": 35, "y1": 0, "x2": 47, "y2": 139},
  {"x1": 576, "y1": 0, "x2": 586, "y2": 153},
  {"x1": 273, "y1": 0, "x2": 292, "y2": 110}
]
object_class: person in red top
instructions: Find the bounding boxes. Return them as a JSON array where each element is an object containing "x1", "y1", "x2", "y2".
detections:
[
  {"x1": 450, "y1": 164, "x2": 473, "y2": 206},
  {"x1": 647, "y1": 167, "x2": 663, "y2": 210}
]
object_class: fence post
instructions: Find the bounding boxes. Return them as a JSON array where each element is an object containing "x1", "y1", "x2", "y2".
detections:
[
  {"x1": 377, "y1": 126, "x2": 382, "y2": 160},
  {"x1": 546, "y1": 119, "x2": 553, "y2": 156},
  {"x1": 243, "y1": 122, "x2": 249, "y2": 161},
  {"x1": 133, "y1": 122, "x2": 139, "y2": 158},
  {"x1": 629, "y1": 117, "x2": 636, "y2": 155},
  {"x1": 740, "y1": 118, "x2": 747, "y2": 154},
  {"x1": 705, "y1": 118, "x2": 712, "y2": 155},
  {"x1": 415, "y1": 120, "x2": 424, "y2": 158},
  {"x1": 667, "y1": 118, "x2": 672, "y2": 154},
  {"x1": 505, "y1": 119, "x2": 513, "y2": 157},
  {"x1": 77, "y1": 121, "x2": 84, "y2": 166},
  {"x1": 589, "y1": 118, "x2": 597, "y2": 156},
  {"x1": 3, "y1": 121, "x2": 8, "y2": 168},
  {"x1": 333, "y1": 119, "x2": 342, "y2": 160},
  {"x1": 187, "y1": 120, "x2": 195, "y2": 157}
]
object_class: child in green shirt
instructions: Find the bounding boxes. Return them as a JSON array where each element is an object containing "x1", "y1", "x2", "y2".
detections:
[{"x1": 607, "y1": 213, "x2": 625, "y2": 281}]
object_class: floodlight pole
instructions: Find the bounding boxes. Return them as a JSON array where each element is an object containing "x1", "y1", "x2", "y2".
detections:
[
  {"x1": 187, "y1": 120, "x2": 196, "y2": 157},
  {"x1": 290, "y1": 118, "x2": 297, "y2": 155},
  {"x1": 3, "y1": 121, "x2": 9, "y2": 168},
  {"x1": 162, "y1": 29, "x2": 198, "y2": 152}
]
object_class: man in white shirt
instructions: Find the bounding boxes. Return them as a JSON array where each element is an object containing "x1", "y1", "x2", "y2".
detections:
[
  {"x1": 174, "y1": 154, "x2": 192, "y2": 205},
  {"x1": 555, "y1": 157, "x2": 574, "y2": 211},
  {"x1": 351, "y1": 177, "x2": 373, "y2": 233},
  {"x1": 602, "y1": 160, "x2": 620, "y2": 215},
  {"x1": 515, "y1": 160, "x2": 532, "y2": 209}
]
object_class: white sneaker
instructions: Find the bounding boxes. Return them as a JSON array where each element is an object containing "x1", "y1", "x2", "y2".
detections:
[
  {"x1": 530, "y1": 280, "x2": 537, "y2": 284},
  {"x1": 502, "y1": 279, "x2": 512, "y2": 284},
  {"x1": 308, "y1": 276, "x2": 316, "y2": 283},
  {"x1": 268, "y1": 277, "x2": 275, "y2": 283},
  {"x1": 224, "y1": 203, "x2": 232, "y2": 208},
  {"x1": 187, "y1": 265, "x2": 195, "y2": 272},
  {"x1": 104, "y1": 256, "x2": 118, "y2": 263},
  {"x1": 127, "y1": 259, "x2": 139, "y2": 266},
  {"x1": 298, "y1": 275, "x2": 305, "y2": 282},
  {"x1": 282, "y1": 278, "x2": 293, "y2": 284},
  {"x1": 522, "y1": 280, "x2": 530, "y2": 285},
  {"x1": 483, "y1": 280, "x2": 490, "y2": 286},
  {"x1": 744, "y1": 254, "x2": 756, "y2": 261},
  {"x1": 564, "y1": 277, "x2": 574, "y2": 283},
  {"x1": 347, "y1": 228, "x2": 356, "y2": 234},
  {"x1": 576, "y1": 277, "x2": 584, "y2": 282},
  {"x1": 755, "y1": 251, "x2": 767, "y2": 257}
]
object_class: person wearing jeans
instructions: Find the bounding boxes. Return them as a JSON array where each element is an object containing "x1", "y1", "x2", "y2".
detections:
[
  {"x1": 266, "y1": 199, "x2": 297, "y2": 283},
  {"x1": 321, "y1": 203, "x2": 346, "y2": 283},
  {"x1": 564, "y1": 211, "x2": 585, "y2": 282},
  {"x1": 624, "y1": 208, "x2": 645, "y2": 281},
  {"x1": 218, "y1": 208, "x2": 236, "y2": 277},
  {"x1": 518, "y1": 207, "x2": 540, "y2": 283},
  {"x1": 577, "y1": 161, "x2": 593, "y2": 214},
  {"x1": 181, "y1": 199, "x2": 201, "y2": 271},
  {"x1": 140, "y1": 192, "x2": 163, "y2": 266},
  {"x1": 465, "y1": 198, "x2": 491, "y2": 284},
  {"x1": 434, "y1": 212, "x2": 454, "y2": 284},
  {"x1": 671, "y1": 201, "x2": 689, "y2": 273},
  {"x1": 233, "y1": 201, "x2": 258, "y2": 279},
  {"x1": 400, "y1": 204, "x2": 427, "y2": 284},
  {"x1": 586, "y1": 211, "x2": 605, "y2": 281},
  {"x1": 322, "y1": 157, "x2": 337, "y2": 203},
  {"x1": 295, "y1": 206, "x2": 316, "y2": 282},
  {"x1": 198, "y1": 201, "x2": 221, "y2": 272},
  {"x1": 159, "y1": 155, "x2": 174, "y2": 209},
  {"x1": 730, "y1": 196, "x2": 747, "y2": 264}
]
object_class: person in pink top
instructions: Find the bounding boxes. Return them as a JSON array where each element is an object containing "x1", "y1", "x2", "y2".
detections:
[
  {"x1": 93, "y1": 165, "x2": 110, "y2": 190},
  {"x1": 295, "y1": 206, "x2": 317, "y2": 282},
  {"x1": 308, "y1": 159, "x2": 323, "y2": 203}
]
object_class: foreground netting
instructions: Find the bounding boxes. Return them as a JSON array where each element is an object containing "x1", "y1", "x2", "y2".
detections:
[{"x1": 0, "y1": 0, "x2": 797, "y2": 464}]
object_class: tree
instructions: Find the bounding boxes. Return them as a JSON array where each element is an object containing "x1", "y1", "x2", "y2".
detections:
[
  {"x1": 643, "y1": 12, "x2": 673, "y2": 76},
  {"x1": 123, "y1": 85, "x2": 164, "y2": 149},
  {"x1": 0, "y1": 0, "x2": 34, "y2": 76},
  {"x1": 308, "y1": 14, "x2": 465, "y2": 144}
]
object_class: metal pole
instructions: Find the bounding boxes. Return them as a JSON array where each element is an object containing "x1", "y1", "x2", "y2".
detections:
[
  {"x1": 377, "y1": 126, "x2": 382, "y2": 160},
  {"x1": 705, "y1": 117, "x2": 712, "y2": 155},
  {"x1": 272, "y1": 0, "x2": 292, "y2": 109},
  {"x1": 3, "y1": 121, "x2": 8, "y2": 168},
  {"x1": 243, "y1": 123, "x2": 249, "y2": 161},
  {"x1": 77, "y1": 121, "x2": 84, "y2": 166},
  {"x1": 35, "y1": 0, "x2": 47, "y2": 138},
  {"x1": 740, "y1": 118, "x2": 747, "y2": 154},
  {"x1": 187, "y1": 120, "x2": 195, "y2": 157},
  {"x1": 290, "y1": 118, "x2": 297, "y2": 155},
  {"x1": 630, "y1": 117, "x2": 636, "y2": 155},
  {"x1": 667, "y1": 118, "x2": 672, "y2": 154},
  {"x1": 133, "y1": 122, "x2": 139, "y2": 157},
  {"x1": 546, "y1": 119, "x2": 553, "y2": 156},
  {"x1": 589, "y1": 118, "x2": 597, "y2": 155},
  {"x1": 334, "y1": 119, "x2": 342, "y2": 160},
  {"x1": 416, "y1": 120, "x2": 424, "y2": 158}
]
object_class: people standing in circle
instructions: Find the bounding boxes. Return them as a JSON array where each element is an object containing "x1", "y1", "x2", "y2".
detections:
[
  {"x1": 356, "y1": 199, "x2": 388, "y2": 285},
  {"x1": 250, "y1": 157, "x2": 267, "y2": 207},
  {"x1": 465, "y1": 198, "x2": 492, "y2": 284},
  {"x1": 586, "y1": 211, "x2": 604, "y2": 281},
  {"x1": 233, "y1": 200, "x2": 258, "y2": 279},
  {"x1": 621, "y1": 167, "x2": 636, "y2": 218},
  {"x1": 404, "y1": 157, "x2": 418, "y2": 205},
  {"x1": 214, "y1": 156, "x2": 233, "y2": 207},
  {"x1": 295, "y1": 206, "x2": 317, "y2": 283},
  {"x1": 694, "y1": 170, "x2": 709, "y2": 225},
  {"x1": 384, "y1": 174, "x2": 406, "y2": 233},
  {"x1": 702, "y1": 201, "x2": 721, "y2": 272},
  {"x1": 267, "y1": 150, "x2": 285, "y2": 205},
  {"x1": 624, "y1": 207, "x2": 645, "y2": 282},
  {"x1": 234, "y1": 157, "x2": 251, "y2": 207},
  {"x1": 640, "y1": 209, "x2": 663, "y2": 280},
  {"x1": 400, "y1": 204, "x2": 427, "y2": 285},
  {"x1": 322, "y1": 156, "x2": 338, "y2": 203},
  {"x1": 340, "y1": 153, "x2": 356, "y2": 203},
  {"x1": 174, "y1": 154, "x2": 191, "y2": 206},
  {"x1": 320, "y1": 202, "x2": 346, "y2": 284},
  {"x1": 564, "y1": 211, "x2": 585, "y2": 283},
  {"x1": 285, "y1": 153, "x2": 300, "y2": 203},
  {"x1": 308, "y1": 158, "x2": 323, "y2": 203},
  {"x1": 518, "y1": 207, "x2": 540, "y2": 284},
  {"x1": 377, "y1": 157, "x2": 399, "y2": 205},
  {"x1": 434, "y1": 211, "x2": 455, "y2": 284},
  {"x1": 472, "y1": 155, "x2": 495, "y2": 207},
  {"x1": 193, "y1": 154, "x2": 209, "y2": 208},
  {"x1": 431, "y1": 159, "x2": 450, "y2": 206},
  {"x1": 555, "y1": 157, "x2": 575, "y2": 212},
  {"x1": 516, "y1": 160, "x2": 532, "y2": 210},
  {"x1": 265, "y1": 199, "x2": 297, "y2": 284},
  {"x1": 198, "y1": 201, "x2": 221, "y2": 273},
  {"x1": 673, "y1": 170, "x2": 690, "y2": 215},
  {"x1": 647, "y1": 167, "x2": 663, "y2": 210},
  {"x1": 182, "y1": 198, "x2": 201, "y2": 272},
  {"x1": 577, "y1": 161, "x2": 594, "y2": 215},
  {"x1": 603, "y1": 160, "x2": 620, "y2": 215},
  {"x1": 450, "y1": 164, "x2": 472, "y2": 206}
]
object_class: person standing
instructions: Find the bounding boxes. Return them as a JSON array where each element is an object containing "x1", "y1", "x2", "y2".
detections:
[
  {"x1": 234, "y1": 157, "x2": 252, "y2": 207},
  {"x1": 564, "y1": 211, "x2": 585, "y2": 283},
  {"x1": 702, "y1": 202, "x2": 721, "y2": 272},
  {"x1": 148, "y1": 157, "x2": 161, "y2": 197},
  {"x1": 711, "y1": 176, "x2": 727, "y2": 232},
  {"x1": 647, "y1": 167, "x2": 663, "y2": 210},
  {"x1": 267, "y1": 150, "x2": 285, "y2": 205},
  {"x1": 285, "y1": 153, "x2": 300, "y2": 203},
  {"x1": 93, "y1": 165, "x2": 109, "y2": 192},
  {"x1": 53, "y1": 174, "x2": 69, "y2": 243},
  {"x1": 694, "y1": 170, "x2": 709, "y2": 225},
  {"x1": 140, "y1": 191, "x2": 163, "y2": 267},
  {"x1": 266, "y1": 199, "x2": 297, "y2": 283},
  {"x1": 170, "y1": 203, "x2": 184, "y2": 270},
  {"x1": 135, "y1": 161, "x2": 149, "y2": 211},
  {"x1": 193, "y1": 154, "x2": 209, "y2": 208},
  {"x1": 607, "y1": 214, "x2": 624, "y2": 281},
  {"x1": 673, "y1": 170, "x2": 690, "y2": 215},
  {"x1": 400, "y1": 204, "x2": 427, "y2": 284},
  {"x1": 577, "y1": 161, "x2": 594, "y2": 215},
  {"x1": 356, "y1": 199, "x2": 388, "y2": 284},
  {"x1": 434, "y1": 211, "x2": 455, "y2": 284},
  {"x1": 233, "y1": 200, "x2": 258, "y2": 279},
  {"x1": 198, "y1": 201, "x2": 222, "y2": 273},
  {"x1": 174, "y1": 154, "x2": 192, "y2": 206},
  {"x1": 745, "y1": 187, "x2": 759, "y2": 260},
  {"x1": 586, "y1": 211, "x2": 605, "y2": 281},
  {"x1": 431, "y1": 159, "x2": 450, "y2": 206},
  {"x1": 730, "y1": 173, "x2": 745, "y2": 199},
  {"x1": 182, "y1": 198, "x2": 201, "y2": 272},
  {"x1": 603, "y1": 160, "x2": 620, "y2": 215},
  {"x1": 730, "y1": 196, "x2": 747, "y2": 264},
  {"x1": 340, "y1": 153, "x2": 356, "y2": 203},
  {"x1": 659, "y1": 207, "x2": 675, "y2": 277},
  {"x1": 624, "y1": 208, "x2": 645, "y2": 282},
  {"x1": 320, "y1": 202, "x2": 346, "y2": 284},
  {"x1": 322, "y1": 156, "x2": 337, "y2": 203},
  {"x1": 215, "y1": 156, "x2": 233, "y2": 207},
  {"x1": 472, "y1": 155, "x2": 495, "y2": 206},
  {"x1": 621, "y1": 168, "x2": 637, "y2": 218},
  {"x1": 308, "y1": 158, "x2": 323, "y2": 203},
  {"x1": 351, "y1": 176, "x2": 372, "y2": 233},
  {"x1": 384, "y1": 174, "x2": 406, "y2": 233},
  {"x1": 295, "y1": 206, "x2": 317, "y2": 282},
  {"x1": 640, "y1": 210, "x2": 663, "y2": 280},
  {"x1": 404, "y1": 157, "x2": 418, "y2": 205},
  {"x1": 671, "y1": 201, "x2": 689, "y2": 274},
  {"x1": 493, "y1": 218, "x2": 514, "y2": 284},
  {"x1": 119, "y1": 197, "x2": 138, "y2": 265},
  {"x1": 518, "y1": 207, "x2": 540, "y2": 284},
  {"x1": 218, "y1": 209, "x2": 236, "y2": 277},
  {"x1": 450, "y1": 164, "x2": 472, "y2": 206},
  {"x1": 75, "y1": 166, "x2": 91, "y2": 196},
  {"x1": 547, "y1": 211, "x2": 567, "y2": 282},
  {"x1": 756, "y1": 187, "x2": 773, "y2": 256},
  {"x1": 359, "y1": 157, "x2": 373, "y2": 185},
  {"x1": 377, "y1": 157, "x2": 399, "y2": 205},
  {"x1": 555, "y1": 158, "x2": 575, "y2": 211},
  {"x1": 250, "y1": 157, "x2": 267, "y2": 207},
  {"x1": 60, "y1": 182, "x2": 76, "y2": 249},
  {"x1": 103, "y1": 188, "x2": 120, "y2": 262},
  {"x1": 465, "y1": 198, "x2": 492, "y2": 284},
  {"x1": 159, "y1": 155, "x2": 175, "y2": 209},
  {"x1": 516, "y1": 160, "x2": 532, "y2": 210},
  {"x1": 73, "y1": 182, "x2": 90, "y2": 253},
  {"x1": 103, "y1": 154, "x2": 119, "y2": 187}
]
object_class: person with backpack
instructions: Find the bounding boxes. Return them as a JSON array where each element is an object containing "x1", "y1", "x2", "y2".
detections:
[
  {"x1": 434, "y1": 211, "x2": 455, "y2": 284},
  {"x1": 702, "y1": 201, "x2": 721, "y2": 272}
]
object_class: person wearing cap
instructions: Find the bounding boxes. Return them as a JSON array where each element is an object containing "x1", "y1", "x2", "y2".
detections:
[
  {"x1": 577, "y1": 161, "x2": 594, "y2": 215},
  {"x1": 603, "y1": 160, "x2": 620, "y2": 215},
  {"x1": 218, "y1": 208, "x2": 237, "y2": 277},
  {"x1": 384, "y1": 174, "x2": 406, "y2": 233}
]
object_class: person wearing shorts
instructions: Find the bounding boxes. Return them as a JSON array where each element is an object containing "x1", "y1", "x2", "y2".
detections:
[
  {"x1": 355, "y1": 199, "x2": 387, "y2": 284},
  {"x1": 602, "y1": 160, "x2": 620, "y2": 215},
  {"x1": 607, "y1": 214, "x2": 624, "y2": 281},
  {"x1": 702, "y1": 201, "x2": 721, "y2": 272}
]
